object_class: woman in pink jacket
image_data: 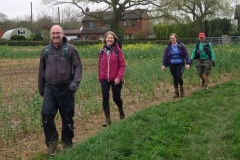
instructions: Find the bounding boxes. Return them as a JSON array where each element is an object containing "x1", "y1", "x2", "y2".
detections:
[{"x1": 98, "y1": 31, "x2": 126, "y2": 127}]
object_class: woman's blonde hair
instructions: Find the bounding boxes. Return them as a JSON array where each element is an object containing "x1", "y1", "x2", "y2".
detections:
[
  {"x1": 169, "y1": 33, "x2": 178, "y2": 39},
  {"x1": 102, "y1": 31, "x2": 119, "y2": 45}
]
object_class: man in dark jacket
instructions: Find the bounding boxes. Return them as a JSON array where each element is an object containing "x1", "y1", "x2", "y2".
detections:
[{"x1": 38, "y1": 25, "x2": 82, "y2": 155}]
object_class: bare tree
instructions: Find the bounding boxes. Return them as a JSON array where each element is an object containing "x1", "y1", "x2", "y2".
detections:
[
  {"x1": 0, "y1": 12, "x2": 8, "y2": 22},
  {"x1": 155, "y1": 0, "x2": 234, "y2": 33},
  {"x1": 41, "y1": 0, "x2": 172, "y2": 34}
]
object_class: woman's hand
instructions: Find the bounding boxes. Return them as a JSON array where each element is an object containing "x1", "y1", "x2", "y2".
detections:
[
  {"x1": 161, "y1": 65, "x2": 165, "y2": 72},
  {"x1": 114, "y1": 79, "x2": 120, "y2": 85},
  {"x1": 185, "y1": 64, "x2": 190, "y2": 70}
]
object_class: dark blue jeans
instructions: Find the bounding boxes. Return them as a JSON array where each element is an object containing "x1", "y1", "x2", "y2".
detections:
[
  {"x1": 42, "y1": 84, "x2": 75, "y2": 146},
  {"x1": 169, "y1": 63, "x2": 185, "y2": 88},
  {"x1": 100, "y1": 79, "x2": 123, "y2": 117}
]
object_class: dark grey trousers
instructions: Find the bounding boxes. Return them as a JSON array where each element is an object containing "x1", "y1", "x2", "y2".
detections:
[{"x1": 42, "y1": 84, "x2": 75, "y2": 146}]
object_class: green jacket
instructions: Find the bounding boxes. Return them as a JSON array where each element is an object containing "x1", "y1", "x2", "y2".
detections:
[{"x1": 191, "y1": 41, "x2": 215, "y2": 60}]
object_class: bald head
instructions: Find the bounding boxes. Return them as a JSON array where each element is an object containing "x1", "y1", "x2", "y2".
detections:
[
  {"x1": 50, "y1": 25, "x2": 63, "y2": 33},
  {"x1": 50, "y1": 25, "x2": 64, "y2": 47}
]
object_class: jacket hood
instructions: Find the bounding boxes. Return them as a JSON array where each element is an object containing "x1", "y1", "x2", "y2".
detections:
[{"x1": 62, "y1": 36, "x2": 68, "y2": 43}]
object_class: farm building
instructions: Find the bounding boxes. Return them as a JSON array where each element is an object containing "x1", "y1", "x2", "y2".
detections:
[{"x1": 2, "y1": 27, "x2": 32, "y2": 40}]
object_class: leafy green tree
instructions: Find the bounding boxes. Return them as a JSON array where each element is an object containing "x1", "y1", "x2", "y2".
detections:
[{"x1": 205, "y1": 18, "x2": 232, "y2": 36}]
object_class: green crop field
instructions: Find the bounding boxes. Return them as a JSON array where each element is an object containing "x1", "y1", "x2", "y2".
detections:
[{"x1": 0, "y1": 43, "x2": 240, "y2": 159}]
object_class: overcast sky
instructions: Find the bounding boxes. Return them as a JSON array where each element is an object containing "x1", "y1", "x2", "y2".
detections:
[
  {"x1": 0, "y1": 0, "x2": 65, "y2": 19},
  {"x1": 0, "y1": 0, "x2": 45, "y2": 19}
]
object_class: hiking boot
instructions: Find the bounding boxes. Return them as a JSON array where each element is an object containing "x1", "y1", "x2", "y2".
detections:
[
  {"x1": 180, "y1": 86, "x2": 184, "y2": 97},
  {"x1": 102, "y1": 119, "x2": 111, "y2": 127},
  {"x1": 173, "y1": 88, "x2": 179, "y2": 98},
  {"x1": 205, "y1": 84, "x2": 208, "y2": 90},
  {"x1": 62, "y1": 143, "x2": 72, "y2": 152},
  {"x1": 201, "y1": 79, "x2": 205, "y2": 87},
  {"x1": 47, "y1": 143, "x2": 58, "y2": 156},
  {"x1": 120, "y1": 111, "x2": 125, "y2": 119},
  {"x1": 46, "y1": 132, "x2": 58, "y2": 155}
]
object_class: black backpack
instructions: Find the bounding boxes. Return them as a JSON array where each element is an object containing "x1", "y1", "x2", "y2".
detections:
[{"x1": 194, "y1": 40, "x2": 212, "y2": 60}]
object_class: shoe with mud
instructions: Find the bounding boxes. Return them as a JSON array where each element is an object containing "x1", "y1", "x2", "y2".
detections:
[
  {"x1": 205, "y1": 84, "x2": 208, "y2": 90},
  {"x1": 46, "y1": 133, "x2": 58, "y2": 155},
  {"x1": 62, "y1": 143, "x2": 72, "y2": 152},
  {"x1": 102, "y1": 119, "x2": 111, "y2": 127},
  {"x1": 173, "y1": 88, "x2": 179, "y2": 98},
  {"x1": 47, "y1": 143, "x2": 58, "y2": 156},
  {"x1": 120, "y1": 111, "x2": 125, "y2": 119}
]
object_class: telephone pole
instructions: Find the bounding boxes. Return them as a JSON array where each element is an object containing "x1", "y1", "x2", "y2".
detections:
[{"x1": 31, "y1": 2, "x2": 33, "y2": 31}]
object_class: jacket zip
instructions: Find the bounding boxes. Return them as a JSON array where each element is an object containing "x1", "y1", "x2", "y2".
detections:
[{"x1": 107, "y1": 51, "x2": 111, "y2": 82}]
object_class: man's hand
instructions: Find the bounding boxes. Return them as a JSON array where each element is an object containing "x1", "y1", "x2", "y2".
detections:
[
  {"x1": 190, "y1": 59, "x2": 194, "y2": 66},
  {"x1": 185, "y1": 64, "x2": 190, "y2": 70},
  {"x1": 212, "y1": 61, "x2": 215, "y2": 67}
]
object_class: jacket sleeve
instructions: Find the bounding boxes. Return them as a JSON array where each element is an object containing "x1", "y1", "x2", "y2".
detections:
[
  {"x1": 69, "y1": 46, "x2": 82, "y2": 92},
  {"x1": 116, "y1": 49, "x2": 126, "y2": 81},
  {"x1": 162, "y1": 47, "x2": 169, "y2": 67},
  {"x1": 182, "y1": 44, "x2": 191, "y2": 65},
  {"x1": 209, "y1": 43, "x2": 215, "y2": 61},
  {"x1": 38, "y1": 48, "x2": 45, "y2": 97},
  {"x1": 191, "y1": 45, "x2": 197, "y2": 60}
]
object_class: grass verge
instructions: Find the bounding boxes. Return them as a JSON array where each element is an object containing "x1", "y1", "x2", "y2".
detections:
[{"x1": 36, "y1": 80, "x2": 240, "y2": 160}]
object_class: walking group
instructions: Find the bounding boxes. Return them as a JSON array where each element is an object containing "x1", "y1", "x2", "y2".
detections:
[
  {"x1": 162, "y1": 32, "x2": 215, "y2": 97},
  {"x1": 38, "y1": 25, "x2": 215, "y2": 155}
]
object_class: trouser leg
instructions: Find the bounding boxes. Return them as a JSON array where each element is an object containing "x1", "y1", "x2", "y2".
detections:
[
  {"x1": 100, "y1": 80, "x2": 111, "y2": 119},
  {"x1": 112, "y1": 82, "x2": 125, "y2": 119},
  {"x1": 42, "y1": 85, "x2": 59, "y2": 146},
  {"x1": 111, "y1": 82, "x2": 123, "y2": 111},
  {"x1": 57, "y1": 86, "x2": 75, "y2": 146}
]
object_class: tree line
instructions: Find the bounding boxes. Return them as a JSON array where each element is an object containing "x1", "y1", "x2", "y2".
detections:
[{"x1": 1, "y1": 0, "x2": 239, "y2": 39}]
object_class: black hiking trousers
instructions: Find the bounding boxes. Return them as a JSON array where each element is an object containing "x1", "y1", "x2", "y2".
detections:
[
  {"x1": 42, "y1": 84, "x2": 75, "y2": 146},
  {"x1": 169, "y1": 63, "x2": 185, "y2": 88},
  {"x1": 100, "y1": 79, "x2": 123, "y2": 117}
]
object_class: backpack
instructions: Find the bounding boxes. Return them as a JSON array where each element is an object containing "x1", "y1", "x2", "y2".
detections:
[
  {"x1": 43, "y1": 43, "x2": 74, "y2": 80},
  {"x1": 194, "y1": 40, "x2": 212, "y2": 60}
]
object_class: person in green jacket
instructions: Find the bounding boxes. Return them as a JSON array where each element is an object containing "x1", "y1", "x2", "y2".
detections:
[{"x1": 191, "y1": 33, "x2": 215, "y2": 90}]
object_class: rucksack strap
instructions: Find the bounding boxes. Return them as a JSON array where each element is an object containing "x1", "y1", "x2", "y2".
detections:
[
  {"x1": 44, "y1": 43, "x2": 70, "y2": 62},
  {"x1": 44, "y1": 44, "x2": 51, "y2": 61},
  {"x1": 63, "y1": 43, "x2": 71, "y2": 63}
]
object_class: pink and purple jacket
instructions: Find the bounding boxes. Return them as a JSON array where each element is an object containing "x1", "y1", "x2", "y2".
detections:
[{"x1": 98, "y1": 45, "x2": 126, "y2": 82}]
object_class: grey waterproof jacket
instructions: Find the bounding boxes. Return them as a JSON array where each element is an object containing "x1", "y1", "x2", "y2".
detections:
[{"x1": 38, "y1": 36, "x2": 82, "y2": 96}]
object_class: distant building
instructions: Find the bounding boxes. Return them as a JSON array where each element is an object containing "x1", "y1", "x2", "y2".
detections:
[
  {"x1": 234, "y1": 5, "x2": 240, "y2": 32},
  {"x1": 80, "y1": 9, "x2": 149, "y2": 40},
  {"x1": 2, "y1": 27, "x2": 32, "y2": 40},
  {"x1": 64, "y1": 29, "x2": 81, "y2": 41},
  {"x1": 0, "y1": 28, "x2": 4, "y2": 38}
]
